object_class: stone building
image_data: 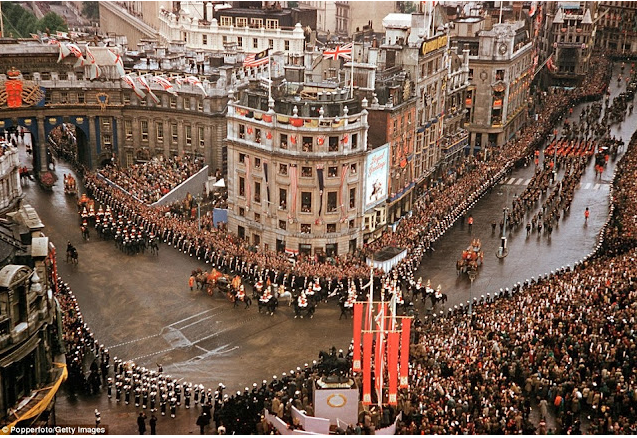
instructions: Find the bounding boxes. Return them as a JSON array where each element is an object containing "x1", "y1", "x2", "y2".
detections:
[
  {"x1": 226, "y1": 84, "x2": 372, "y2": 256},
  {"x1": 541, "y1": 1, "x2": 596, "y2": 87},
  {"x1": 453, "y1": 18, "x2": 533, "y2": 150},
  {"x1": 595, "y1": 1, "x2": 637, "y2": 54},
  {"x1": 0, "y1": 202, "x2": 64, "y2": 428},
  {"x1": 0, "y1": 146, "x2": 23, "y2": 213}
]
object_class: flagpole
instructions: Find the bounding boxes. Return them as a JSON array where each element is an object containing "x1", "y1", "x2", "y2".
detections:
[
  {"x1": 350, "y1": 43, "x2": 355, "y2": 98},
  {"x1": 268, "y1": 48, "x2": 272, "y2": 103}
]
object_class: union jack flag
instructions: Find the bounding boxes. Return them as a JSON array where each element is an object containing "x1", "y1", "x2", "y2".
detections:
[
  {"x1": 243, "y1": 49, "x2": 270, "y2": 68},
  {"x1": 323, "y1": 43, "x2": 353, "y2": 61}
]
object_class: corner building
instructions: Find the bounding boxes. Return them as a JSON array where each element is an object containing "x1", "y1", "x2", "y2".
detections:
[{"x1": 226, "y1": 85, "x2": 370, "y2": 257}]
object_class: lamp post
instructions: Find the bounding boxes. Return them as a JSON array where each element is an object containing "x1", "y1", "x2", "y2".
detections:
[
  {"x1": 468, "y1": 269, "x2": 477, "y2": 317},
  {"x1": 496, "y1": 207, "x2": 509, "y2": 259}
]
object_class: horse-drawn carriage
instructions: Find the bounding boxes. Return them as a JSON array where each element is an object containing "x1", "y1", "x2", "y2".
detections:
[
  {"x1": 77, "y1": 193, "x2": 96, "y2": 222},
  {"x1": 194, "y1": 268, "x2": 231, "y2": 296},
  {"x1": 457, "y1": 239, "x2": 484, "y2": 276},
  {"x1": 63, "y1": 174, "x2": 77, "y2": 196}
]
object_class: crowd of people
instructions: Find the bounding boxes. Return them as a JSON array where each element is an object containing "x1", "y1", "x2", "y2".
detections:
[{"x1": 98, "y1": 155, "x2": 205, "y2": 204}]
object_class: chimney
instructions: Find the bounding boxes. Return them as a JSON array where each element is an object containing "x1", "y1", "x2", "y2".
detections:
[{"x1": 408, "y1": 13, "x2": 426, "y2": 46}]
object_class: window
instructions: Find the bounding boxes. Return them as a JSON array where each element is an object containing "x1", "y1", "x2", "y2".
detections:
[
  {"x1": 251, "y1": 18, "x2": 263, "y2": 28},
  {"x1": 268, "y1": 39, "x2": 274, "y2": 49},
  {"x1": 280, "y1": 134, "x2": 288, "y2": 149},
  {"x1": 328, "y1": 166, "x2": 338, "y2": 177},
  {"x1": 185, "y1": 124, "x2": 192, "y2": 145},
  {"x1": 220, "y1": 16, "x2": 232, "y2": 26},
  {"x1": 254, "y1": 213, "x2": 261, "y2": 223},
  {"x1": 237, "y1": 17, "x2": 248, "y2": 27},
  {"x1": 301, "y1": 223, "x2": 312, "y2": 234},
  {"x1": 238, "y1": 36, "x2": 243, "y2": 47},
  {"x1": 349, "y1": 219, "x2": 355, "y2": 229},
  {"x1": 329, "y1": 136, "x2": 338, "y2": 152},
  {"x1": 327, "y1": 192, "x2": 337, "y2": 212},
  {"x1": 301, "y1": 166, "x2": 312, "y2": 177},
  {"x1": 198, "y1": 100, "x2": 203, "y2": 111},
  {"x1": 239, "y1": 153, "x2": 246, "y2": 163},
  {"x1": 285, "y1": 40, "x2": 290, "y2": 51},
  {"x1": 170, "y1": 96, "x2": 177, "y2": 108},
  {"x1": 239, "y1": 177, "x2": 245, "y2": 197},
  {"x1": 171, "y1": 123, "x2": 178, "y2": 143},
  {"x1": 254, "y1": 157, "x2": 261, "y2": 168},
  {"x1": 351, "y1": 163, "x2": 357, "y2": 175},
  {"x1": 222, "y1": 36, "x2": 227, "y2": 44},
  {"x1": 468, "y1": 69, "x2": 474, "y2": 80},
  {"x1": 266, "y1": 19, "x2": 278, "y2": 29},
  {"x1": 199, "y1": 126, "x2": 205, "y2": 147},
  {"x1": 125, "y1": 120, "x2": 133, "y2": 140},
  {"x1": 123, "y1": 93, "x2": 131, "y2": 104},
  {"x1": 253, "y1": 38, "x2": 259, "y2": 49},
  {"x1": 495, "y1": 69, "x2": 505, "y2": 81},
  {"x1": 157, "y1": 122, "x2": 164, "y2": 142},
  {"x1": 279, "y1": 163, "x2": 288, "y2": 175},
  {"x1": 254, "y1": 181, "x2": 261, "y2": 203},
  {"x1": 238, "y1": 226, "x2": 245, "y2": 240},
  {"x1": 103, "y1": 134, "x2": 112, "y2": 147},
  {"x1": 60, "y1": 91, "x2": 68, "y2": 103},
  {"x1": 350, "y1": 187, "x2": 356, "y2": 209},
  {"x1": 141, "y1": 120, "x2": 149, "y2": 141},
  {"x1": 327, "y1": 223, "x2": 336, "y2": 233},
  {"x1": 184, "y1": 98, "x2": 191, "y2": 110},
  {"x1": 279, "y1": 220, "x2": 287, "y2": 230},
  {"x1": 351, "y1": 133, "x2": 358, "y2": 149},
  {"x1": 303, "y1": 136, "x2": 313, "y2": 152},
  {"x1": 279, "y1": 188, "x2": 287, "y2": 209},
  {"x1": 255, "y1": 128, "x2": 261, "y2": 143},
  {"x1": 239, "y1": 124, "x2": 246, "y2": 139},
  {"x1": 239, "y1": 207, "x2": 245, "y2": 217},
  {"x1": 301, "y1": 192, "x2": 312, "y2": 212},
  {"x1": 203, "y1": 34, "x2": 208, "y2": 45}
]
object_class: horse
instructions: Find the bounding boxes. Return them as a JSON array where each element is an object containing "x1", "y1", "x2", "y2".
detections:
[
  {"x1": 66, "y1": 247, "x2": 78, "y2": 265},
  {"x1": 258, "y1": 297, "x2": 278, "y2": 315},
  {"x1": 338, "y1": 301, "x2": 353, "y2": 320},
  {"x1": 276, "y1": 288, "x2": 294, "y2": 306},
  {"x1": 429, "y1": 292, "x2": 448, "y2": 309},
  {"x1": 232, "y1": 292, "x2": 252, "y2": 309},
  {"x1": 317, "y1": 350, "x2": 350, "y2": 377},
  {"x1": 294, "y1": 300, "x2": 315, "y2": 319}
]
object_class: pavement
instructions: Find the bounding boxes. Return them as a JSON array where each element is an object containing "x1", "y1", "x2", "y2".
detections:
[{"x1": 13, "y1": 62, "x2": 634, "y2": 432}]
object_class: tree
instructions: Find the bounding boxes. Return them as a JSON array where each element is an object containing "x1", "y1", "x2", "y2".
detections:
[
  {"x1": 82, "y1": 1, "x2": 99, "y2": 20},
  {"x1": 36, "y1": 12, "x2": 68, "y2": 34}
]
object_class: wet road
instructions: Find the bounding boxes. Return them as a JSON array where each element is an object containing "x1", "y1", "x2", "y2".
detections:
[{"x1": 14, "y1": 64, "x2": 634, "y2": 418}]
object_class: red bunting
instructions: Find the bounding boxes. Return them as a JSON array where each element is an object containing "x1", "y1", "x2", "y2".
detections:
[
  {"x1": 352, "y1": 302, "x2": 363, "y2": 372},
  {"x1": 387, "y1": 331, "x2": 400, "y2": 405},
  {"x1": 399, "y1": 318, "x2": 411, "y2": 388},
  {"x1": 374, "y1": 303, "x2": 387, "y2": 403},
  {"x1": 362, "y1": 331, "x2": 373, "y2": 405}
]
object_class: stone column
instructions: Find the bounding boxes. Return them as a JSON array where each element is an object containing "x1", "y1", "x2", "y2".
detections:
[
  {"x1": 115, "y1": 116, "x2": 125, "y2": 165},
  {"x1": 88, "y1": 116, "x2": 97, "y2": 169}
]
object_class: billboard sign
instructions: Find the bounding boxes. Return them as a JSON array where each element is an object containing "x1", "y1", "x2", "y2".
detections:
[{"x1": 364, "y1": 144, "x2": 390, "y2": 211}]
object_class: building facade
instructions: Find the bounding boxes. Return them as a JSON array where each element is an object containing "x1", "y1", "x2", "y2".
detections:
[
  {"x1": 0, "y1": 147, "x2": 23, "y2": 213},
  {"x1": 226, "y1": 86, "x2": 371, "y2": 256},
  {"x1": 596, "y1": 1, "x2": 637, "y2": 54},
  {"x1": 334, "y1": 1, "x2": 398, "y2": 36},
  {"x1": 441, "y1": 48, "x2": 470, "y2": 170},
  {"x1": 542, "y1": 1, "x2": 596, "y2": 86},
  {"x1": 458, "y1": 20, "x2": 533, "y2": 150},
  {"x1": 0, "y1": 204, "x2": 64, "y2": 428}
]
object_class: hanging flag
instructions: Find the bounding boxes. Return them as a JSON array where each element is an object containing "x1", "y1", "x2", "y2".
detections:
[
  {"x1": 85, "y1": 45, "x2": 101, "y2": 80},
  {"x1": 316, "y1": 164, "x2": 324, "y2": 217},
  {"x1": 185, "y1": 76, "x2": 207, "y2": 96},
  {"x1": 48, "y1": 37, "x2": 59, "y2": 46},
  {"x1": 173, "y1": 76, "x2": 184, "y2": 88},
  {"x1": 374, "y1": 302, "x2": 387, "y2": 405},
  {"x1": 352, "y1": 302, "x2": 363, "y2": 372},
  {"x1": 362, "y1": 331, "x2": 373, "y2": 405},
  {"x1": 122, "y1": 75, "x2": 146, "y2": 99},
  {"x1": 152, "y1": 76, "x2": 178, "y2": 96},
  {"x1": 136, "y1": 75, "x2": 160, "y2": 103},
  {"x1": 323, "y1": 42, "x2": 353, "y2": 61},
  {"x1": 399, "y1": 318, "x2": 411, "y2": 388},
  {"x1": 546, "y1": 54, "x2": 556, "y2": 73},
  {"x1": 107, "y1": 49, "x2": 126, "y2": 79},
  {"x1": 243, "y1": 49, "x2": 270, "y2": 68},
  {"x1": 387, "y1": 331, "x2": 400, "y2": 405}
]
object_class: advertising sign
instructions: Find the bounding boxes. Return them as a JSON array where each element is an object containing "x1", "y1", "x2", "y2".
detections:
[{"x1": 364, "y1": 144, "x2": 390, "y2": 211}]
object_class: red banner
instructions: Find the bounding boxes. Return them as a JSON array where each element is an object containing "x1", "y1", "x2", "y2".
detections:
[
  {"x1": 374, "y1": 303, "x2": 387, "y2": 403},
  {"x1": 362, "y1": 331, "x2": 373, "y2": 405},
  {"x1": 387, "y1": 331, "x2": 400, "y2": 405},
  {"x1": 6, "y1": 80, "x2": 23, "y2": 108},
  {"x1": 399, "y1": 318, "x2": 411, "y2": 388},
  {"x1": 352, "y1": 302, "x2": 363, "y2": 372}
]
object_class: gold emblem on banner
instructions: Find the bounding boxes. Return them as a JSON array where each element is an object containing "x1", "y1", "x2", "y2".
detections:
[
  {"x1": 96, "y1": 92, "x2": 109, "y2": 111},
  {"x1": 327, "y1": 393, "x2": 347, "y2": 408}
]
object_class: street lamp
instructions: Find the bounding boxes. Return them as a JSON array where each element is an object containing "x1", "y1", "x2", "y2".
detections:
[
  {"x1": 496, "y1": 207, "x2": 509, "y2": 259},
  {"x1": 468, "y1": 269, "x2": 477, "y2": 317}
]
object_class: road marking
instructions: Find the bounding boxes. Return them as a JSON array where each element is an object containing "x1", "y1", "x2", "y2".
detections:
[
  {"x1": 584, "y1": 183, "x2": 591, "y2": 189},
  {"x1": 593, "y1": 183, "x2": 601, "y2": 190},
  {"x1": 506, "y1": 177, "x2": 516, "y2": 185},
  {"x1": 168, "y1": 308, "x2": 217, "y2": 327},
  {"x1": 107, "y1": 333, "x2": 164, "y2": 349},
  {"x1": 524, "y1": 179, "x2": 531, "y2": 185}
]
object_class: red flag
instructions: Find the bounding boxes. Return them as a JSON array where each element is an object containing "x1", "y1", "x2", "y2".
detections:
[
  {"x1": 362, "y1": 332, "x2": 373, "y2": 405},
  {"x1": 387, "y1": 331, "x2": 400, "y2": 405},
  {"x1": 399, "y1": 318, "x2": 411, "y2": 388},
  {"x1": 353, "y1": 302, "x2": 363, "y2": 372},
  {"x1": 374, "y1": 303, "x2": 387, "y2": 404}
]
